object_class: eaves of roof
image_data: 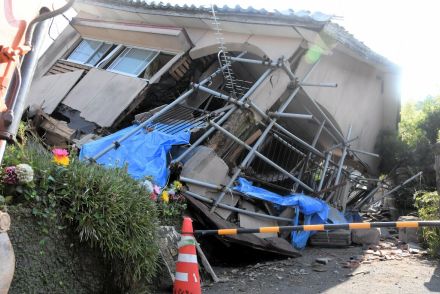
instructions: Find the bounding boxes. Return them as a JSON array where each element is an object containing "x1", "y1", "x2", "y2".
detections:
[{"x1": 75, "y1": 0, "x2": 398, "y2": 69}]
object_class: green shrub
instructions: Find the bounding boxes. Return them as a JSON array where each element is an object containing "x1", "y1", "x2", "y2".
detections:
[
  {"x1": 1, "y1": 140, "x2": 160, "y2": 288},
  {"x1": 414, "y1": 190, "x2": 440, "y2": 255}
]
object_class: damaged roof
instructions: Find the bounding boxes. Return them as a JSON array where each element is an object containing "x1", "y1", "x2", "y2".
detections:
[
  {"x1": 77, "y1": 0, "x2": 332, "y2": 27},
  {"x1": 76, "y1": 0, "x2": 396, "y2": 68}
]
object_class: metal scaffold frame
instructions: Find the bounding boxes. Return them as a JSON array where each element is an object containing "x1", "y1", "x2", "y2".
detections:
[{"x1": 90, "y1": 45, "x2": 381, "y2": 212}]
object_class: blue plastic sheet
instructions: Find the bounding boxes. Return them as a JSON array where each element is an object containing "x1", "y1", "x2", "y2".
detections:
[
  {"x1": 233, "y1": 178, "x2": 340, "y2": 249},
  {"x1": 79, "y1": 124, "x2": 190, "y2": 187}
]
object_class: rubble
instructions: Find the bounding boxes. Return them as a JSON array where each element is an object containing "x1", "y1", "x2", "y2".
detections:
[
  {"x1": 398, "y1": 216, "x2": 420, "y2": 243},
  {"x1": 315, "y1": 257, "x2": 331, "y2": 265},
  {"x1": 25, "y1": 0, "x2": 413, "y2": 257},
  {"x1": 310, "y1": 229, "x2": 351, "y2": 247},
  {"x1": 352, "y1": 228, "x2": 381, "y2": 246},
  {"x1": 359, "y1": 240, "x2": 427, "y2": 265}
]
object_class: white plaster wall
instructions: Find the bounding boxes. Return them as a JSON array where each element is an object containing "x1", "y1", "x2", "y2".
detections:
[
  {"x1": 249, "y1": 68, "x2": 292, "y2": 120},
  {"x1": 189, "y1": 30, "x2": 302, "y2": 61},
  {"x1": 73, "y1": 23, "x2": 190, "y2": 53},
  {"x1": 295, "y1": 50, "x2": 386, "y2": 170}
]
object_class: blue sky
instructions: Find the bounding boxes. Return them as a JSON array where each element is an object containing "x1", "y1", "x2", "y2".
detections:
[{"x1": 52, "y1": 0, "x2": 440, "y2": 102}]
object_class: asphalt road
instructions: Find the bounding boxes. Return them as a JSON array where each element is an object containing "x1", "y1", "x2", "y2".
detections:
[{"x1": 203, "y1": 246, "x2": 440, "y2": 294}]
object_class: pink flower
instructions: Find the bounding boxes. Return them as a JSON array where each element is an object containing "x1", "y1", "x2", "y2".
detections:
[
  {"x1": 52, "y1": 148, "x2": 69, "y2": 166},
  {"x1": 153, "y1": 185, "x2": 161, "y2": 195},
  {"x1": 52, "y1": 148, "x2": 69, "y2": 157},
  {"x1": 150, "y1": 193, "x2": 158, "y2": 201}
]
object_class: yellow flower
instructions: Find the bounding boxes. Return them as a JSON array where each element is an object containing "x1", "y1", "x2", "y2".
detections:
[
  {"x1": 52, "y1": 148, "x2": 70, "y2": 166},
  {"x1": 54, "y1": 155, "x2": 69, "y2": 166},
  {"x1": 161, "y1": 190, "x2": 169, "y2": 203},
  {"x1": 174, "y1": 181, "x2": 183, "y2": 190}
]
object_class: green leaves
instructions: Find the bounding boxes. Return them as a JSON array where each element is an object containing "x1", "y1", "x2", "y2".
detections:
[
  {"x1": 415, "y1": 191, "x2": 440, "y2": 255},
  {"x1": 1, "y1": 139, "x2": 160, "y2": 288},
  {"x1": 399, "y1": 95, "x2": 440, "y2": 146}
]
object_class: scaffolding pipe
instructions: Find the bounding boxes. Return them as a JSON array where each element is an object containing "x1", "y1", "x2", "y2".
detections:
[
  {"x1": 229, "y1": 56, "x2": 280, "y2": 67},
  {"x1": 268, "y1": 112, "x2": 313, "y2": 120},
  {"x1": 326, "y1": 136, "x2": 359, "y2": 152},
  {"x1": 296, "y1": 120, "x2": 326, "y2": 187},
  {"x1": 248, "y1": 102, "x2": 325, "y2": 158},
  {"x1": 91, "y1": 51, "x2": 247, "y2": 161},
  {"x1": 210, "y1": 120, "x2": 276, "y2": 212},
  {"x1": 353, "y1": 186, "x2": 380, "y2": 210},
  {"x1": 193, "y1": 84, "x2": 232, "y2": 101},
  {"x1": 91, "y1": 89, "x2": 194, "y2": 161},
  {"x1": 281, "y1": 59, "x2": 344, "y2": 142},
  {"x1": 183, "y1": 190, "x2": 293, "y2": 222},
  {"x1": 349, "y1": 148, "x2": 380, "y2": 158},
  {"x1": 209, "y1": 121, "x2": 314, "y2": 192},
  {"x1": 172, "y1": 67, "x2": 273, "y2": 164},
  {"x1": 180, "y1": 176, "x2": 223, "y2": 191},
  {"x1": 300, "y1": 82, "x2": 338, "y2": 88},
  {"x1": 281, "y1": 63, "x2": 296, "y2": 81},
  {"x1": 211, "y1": 78, "x2": 306, "y2": 211},
  {"x1": 189, "y1": 61, "x2": 329, "y2": 163},
  {"x1": 318, "y1": 152, "x2": 332, "y2": 192},
  {"x1": 382, "y1": 171, "x2": 423, "y2": 197},
  {"x1": 335, "y1": 125, "x2": 352, "y2": 185}
]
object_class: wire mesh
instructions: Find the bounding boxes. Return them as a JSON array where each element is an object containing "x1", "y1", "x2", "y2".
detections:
[{"x1": 146, "y1": 104, "x2": 208, "y2": 135}]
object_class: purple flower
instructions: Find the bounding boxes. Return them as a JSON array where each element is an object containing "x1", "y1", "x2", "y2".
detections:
[{"x1": 3, "y1": 166, "x2": 18, "y2": 185}]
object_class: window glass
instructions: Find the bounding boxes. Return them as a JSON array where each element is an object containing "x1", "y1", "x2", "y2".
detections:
[
  {"x1": 107, "y1": 47, "x2": 159, "y2": 77},
  {"x1": 67, "y1": 39, "x2": 112, "y2": 66},
  {"x1": 87, "y1": 43, "x2": 112, "y2": 66}
]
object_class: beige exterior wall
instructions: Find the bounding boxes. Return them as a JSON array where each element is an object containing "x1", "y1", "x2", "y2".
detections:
[
  {"x1": 188, "y1": 30, "x2": 303, "y2": 61},
  {"x1": 72, "y1": 20, "x2": 191, "y2": 53},
  {"x1": 294, "y1": 49, "x2": 399, "y2": 170}
]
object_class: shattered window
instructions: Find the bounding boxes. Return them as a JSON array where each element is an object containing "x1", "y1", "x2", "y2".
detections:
[
  {"x1": 107, "y1": 47, "x2": 159, "y2": 77},
  {"x1": 67, "y1": 39, "x2": 112, "y2": 66}
]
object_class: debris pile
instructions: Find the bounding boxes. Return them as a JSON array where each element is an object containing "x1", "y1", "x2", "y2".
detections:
[{"x1": 25, "y1": 1, "x2": 407, "y2": 259}]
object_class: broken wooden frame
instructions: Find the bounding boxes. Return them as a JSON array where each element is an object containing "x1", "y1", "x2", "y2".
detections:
[{"x1": 89, "y1": 51, "x2": 379, "y2": 213}]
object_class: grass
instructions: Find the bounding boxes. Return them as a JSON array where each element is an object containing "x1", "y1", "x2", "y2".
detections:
[{"x1": 1, "y1": 138, "x2": 160, "y2": 289}]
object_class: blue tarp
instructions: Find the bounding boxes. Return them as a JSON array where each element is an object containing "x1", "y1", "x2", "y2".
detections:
[
  {"x1": 79, "y1": 125, "x2": 190, "y2": 187},
  {"x1": 233, "y1": 178, "x2": 346, "y2": 249}
]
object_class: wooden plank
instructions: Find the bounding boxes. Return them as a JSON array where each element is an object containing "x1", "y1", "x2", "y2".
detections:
[
  {"x1": 27, "y1": 70, "x2": 84, "y2": 114},
  {"x1": 238, "y1": 200, "x2": 278, "y2": 238},
  {"x1": 195, "y1": 243, "x2": 219, "y2": 283},
  {"x1": 62, "y1": 68, "x2": 147, "y2": 127},
  {"x1": 181, "y1": 147, "x2": 237, "y2": 220},
  {"x1": 186, "y1": 196, "x2": 301, "y2": 257},
  {"x1": 48, "y1": 69, "x2": 64, "y2": 75},
  {"x1": 169, "y1": 71, "x2": 180, "y2": 80},
  {"x1": 52, "y1": 63, "x2": 79, "y2": 72}
]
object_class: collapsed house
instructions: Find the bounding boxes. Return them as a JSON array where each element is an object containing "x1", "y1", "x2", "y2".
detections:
[{"x1": 28, "y1": 0, "x2": 400, "y2": 255}]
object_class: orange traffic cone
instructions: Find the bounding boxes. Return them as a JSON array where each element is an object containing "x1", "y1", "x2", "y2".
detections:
[{"x1": 173, "y1": 217, "x2": 201, "y2": 294}]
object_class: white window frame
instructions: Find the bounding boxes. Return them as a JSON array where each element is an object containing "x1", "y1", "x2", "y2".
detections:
[
  {"x1": 106, "y1": 46, "x2": 160, "y2": 78},
  {"x1": 67, "y1": 38, "x2": 113, "y2": 66}
]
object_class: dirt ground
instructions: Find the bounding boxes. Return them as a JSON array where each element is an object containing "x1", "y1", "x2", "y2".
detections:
[{"x1": 203, "y1": 245, "x2": 440, "y2": 294}]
